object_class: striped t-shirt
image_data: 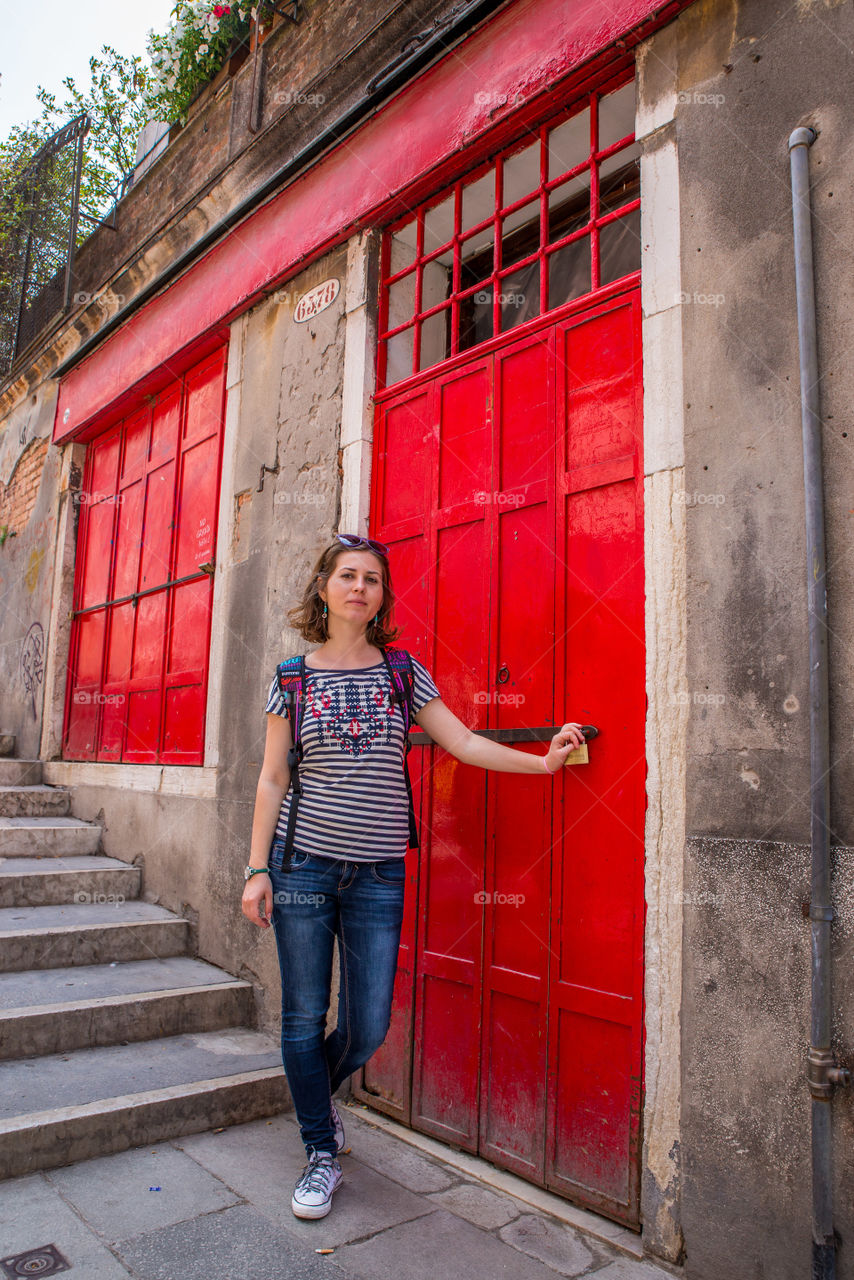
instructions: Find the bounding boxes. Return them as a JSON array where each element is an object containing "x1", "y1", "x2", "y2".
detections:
[{"x1": 264, "y1": 655, "x2": 440, "y2": 862}]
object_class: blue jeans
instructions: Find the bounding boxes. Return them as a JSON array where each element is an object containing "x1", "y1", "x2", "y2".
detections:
[{"x1": 269, "y1": 843, "x2": 405, "y2": 1157}]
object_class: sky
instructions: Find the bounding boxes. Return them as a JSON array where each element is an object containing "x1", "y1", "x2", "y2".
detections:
[{"x1": 0, "y1": 0, "x2": 176, "y2": 138}]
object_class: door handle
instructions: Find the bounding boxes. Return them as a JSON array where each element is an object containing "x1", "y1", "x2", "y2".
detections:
[{"x1": 408, "y1": 724, "x2": 599, "y2": 745}]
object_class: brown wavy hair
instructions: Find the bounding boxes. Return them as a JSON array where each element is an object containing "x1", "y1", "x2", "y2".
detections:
[{"x1": 287, "y1": 538, "x2": 402, "y2": 646}]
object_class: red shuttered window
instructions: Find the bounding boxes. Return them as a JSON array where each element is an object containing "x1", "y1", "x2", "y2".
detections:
[{"x1": 64, "y1": 348, "x2": 227, "y2": 765}]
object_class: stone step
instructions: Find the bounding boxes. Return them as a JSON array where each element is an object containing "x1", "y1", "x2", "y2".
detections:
[
  {"x1": 0, "y1": 816, "x2": 101, "y2": 857},
  {"x1": 0, "y1": 901, "x2": 189, "y2": 972},
  {"x1": 0, "y1": 735, "x2": 14, "y2": 758},
  {"x1": 0, "y1": 759, "x2": 43, "y2": 785},
  {"x1": 0, "y1": 1029, "x2": 288, "y2": 1178},
  {"x1": 0, "y1": 784, "x2": 71, "y2": 818},
  {"x1": 0, "y1": 957, "x2": 255, "y2": 1059},
  {"x1": 0, "y1": 856, "x2": 140, "y2": 908}
]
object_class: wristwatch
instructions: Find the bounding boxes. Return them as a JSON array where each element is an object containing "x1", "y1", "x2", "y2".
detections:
[{"x1": 244, "y1": 865, "x2": 270, "y2": 880}]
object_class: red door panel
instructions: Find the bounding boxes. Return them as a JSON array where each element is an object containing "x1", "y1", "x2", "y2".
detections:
[
  {"x1": 415, "y1": 364, "x2": 492, "y2": 1150},
  {"x1": 64, "y1": 611, "x2": 105, "y2": 757},
  {"x1": 548, "y1": 293, "x2": 645, "y2": 1222},
  {"x1": 479, "y1": 330, "x2": 555, "y2": 1179},
  {"x1": 359, "y1": 517, "x2": 434, "y2": 1117},
  {"x1": 377, "y1": 390, "x2": 432, "y2": 533},
  {"x1": 88, "y1": 430, "x2": 120, "y2": 502},
  {"x1": 357, "y1": 290, "x2": 644, "y2": 1230}
]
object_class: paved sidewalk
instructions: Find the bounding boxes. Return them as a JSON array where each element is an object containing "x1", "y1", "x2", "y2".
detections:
[{"x1": 0, "y1": 1100, "x2": 682, "y2": 1280}]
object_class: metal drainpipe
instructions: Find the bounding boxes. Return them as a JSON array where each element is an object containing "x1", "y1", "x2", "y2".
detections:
[{"x1": 787, "y1": 124, "x2": 851, "y2": 1280}]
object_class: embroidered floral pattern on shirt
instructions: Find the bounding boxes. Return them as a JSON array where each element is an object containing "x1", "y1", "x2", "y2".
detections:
[{"x1": 307, "y1": 675, "x2": 395, "y2": 758}]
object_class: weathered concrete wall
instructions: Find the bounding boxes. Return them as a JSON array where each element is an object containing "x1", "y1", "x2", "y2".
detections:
[
  {"x1": 682, "y1": 837, "x2": 854, "y2": 1279},
  {"x1": 644, "y1": 0, "x2": 854, "y2": 1274},
  {"x1": 637, "y1": 19, "x2": 689, "y2": 1264},
  {"x1": 51, "y1": 246, "x2": 347, "y2": 1034},
  {"x1": 209, "y1": 246, "x2": 346, "y2": 1028},
  {"x1": 0, "y1": 0, "x2": 466, "y2": 414},
  {"x1": 0, "y1": 381, "x2": 62, "y2": 756}
]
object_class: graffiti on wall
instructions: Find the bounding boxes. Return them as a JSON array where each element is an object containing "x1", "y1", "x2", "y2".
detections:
[{"x1": 21, "y1": 622, "x2": 45, "y2": 719}]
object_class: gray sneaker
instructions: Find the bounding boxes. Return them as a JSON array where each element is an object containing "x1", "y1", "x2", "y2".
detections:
[
  {"x1": 291, "y1": 1149, "x2": 343, "y2": 1219},
  {"x1": 330, "y1": 1100, "x2": 345, "y2": 1153}
]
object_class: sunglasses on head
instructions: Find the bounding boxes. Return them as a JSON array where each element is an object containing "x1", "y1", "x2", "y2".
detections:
[{"x1": 335, "y1": 533, "x2": 390, "y2": 557}]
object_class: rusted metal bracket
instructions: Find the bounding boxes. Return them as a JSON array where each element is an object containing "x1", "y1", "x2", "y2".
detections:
[
  {"x1": 248, "y1": 3, "x2": 303, "y2": 133},
  {"x1": 257, "y1": 460, "x2": 280, "y2": 492},
  {"x1": 260, "y1": 0, "x2": 301, "y2": 20}
]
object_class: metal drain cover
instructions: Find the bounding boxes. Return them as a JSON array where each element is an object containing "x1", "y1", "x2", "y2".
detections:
[{"x1": 0, "y1": 1245, "x2": 71, "y2": 1278}]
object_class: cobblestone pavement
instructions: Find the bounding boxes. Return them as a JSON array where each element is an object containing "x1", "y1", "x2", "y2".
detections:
[{"x1": 0, "y1": 1101, "x2": 684, "y2": 1280}]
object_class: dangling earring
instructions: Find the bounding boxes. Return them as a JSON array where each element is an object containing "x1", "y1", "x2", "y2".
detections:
[
  {"x1": 322, "y1": 603, "x2": 328, "y2": 618},
  {"x1": 373, "y1": 613, "x2": 380, "y2": 623}
]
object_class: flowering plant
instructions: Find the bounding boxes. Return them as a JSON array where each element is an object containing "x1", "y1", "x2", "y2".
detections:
[{"x1": 145, "y1": 2, "x2": 254, "y2": 125}]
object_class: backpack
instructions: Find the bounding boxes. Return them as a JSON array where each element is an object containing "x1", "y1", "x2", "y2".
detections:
[{"x1": 273, "y1": 646, "x2": 419, "y2": 870}]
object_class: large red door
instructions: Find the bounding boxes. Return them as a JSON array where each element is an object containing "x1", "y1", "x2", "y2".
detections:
[{"x1": 356, "y1": 288, "x2": 645, "y2": 1228}]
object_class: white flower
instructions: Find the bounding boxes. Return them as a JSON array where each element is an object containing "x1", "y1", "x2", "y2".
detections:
[{"x1": 198, "y1": 41, "x2": 209, "y2": 53}]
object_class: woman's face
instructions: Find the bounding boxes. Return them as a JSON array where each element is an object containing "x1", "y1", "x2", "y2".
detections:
[{"x1": 321, "y1": 550, "x2": 385, "y2": 626}]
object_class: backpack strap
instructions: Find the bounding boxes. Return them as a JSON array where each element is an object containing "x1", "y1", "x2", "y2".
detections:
[
  {"x1": 380, "y1": 647, "x2": 419, "y2": 850},
  {"x1": 275, "y1": 655, "x2": 307, "y2": 872}
]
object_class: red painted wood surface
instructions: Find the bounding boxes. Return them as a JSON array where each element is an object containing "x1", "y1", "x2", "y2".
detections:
[
  {"x1": 53, "y1": 0, "x2": 693, "y2": 441},
  {"x1": 63, "y1": 349, "x2": 227, "y2": 764},
  {"x1": 357, "y1": 288, "x2": 645, "y2": 1227}
]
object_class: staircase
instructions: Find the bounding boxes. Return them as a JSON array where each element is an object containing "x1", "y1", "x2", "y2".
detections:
[{"x1": 0, "y1": 741, "x2": 289, "y2": 1180}]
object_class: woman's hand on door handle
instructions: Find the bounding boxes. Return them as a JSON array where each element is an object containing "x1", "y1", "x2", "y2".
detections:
[{"x1": 544, "y1": 722, "x2": 588, "y2": 772}]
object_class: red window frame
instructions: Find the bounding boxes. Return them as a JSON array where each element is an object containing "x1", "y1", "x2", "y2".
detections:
[
  {"x1": 377, "y1": 71, "x2": 640, "y2": 390},
  {"x1": 63, "y1": 347, "x2": 227, "y2": 766}
]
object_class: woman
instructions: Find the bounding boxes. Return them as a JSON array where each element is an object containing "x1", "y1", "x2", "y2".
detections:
[{"x1": 242, "y1": 532, "x2": 585, "y2": 1220}]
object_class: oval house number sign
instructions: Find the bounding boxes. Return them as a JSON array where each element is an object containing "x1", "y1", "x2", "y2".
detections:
[{"x1": 294, "y1": 278, "x2": 340, "y2": 323}]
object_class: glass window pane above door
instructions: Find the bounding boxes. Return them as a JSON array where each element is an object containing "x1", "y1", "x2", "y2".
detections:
[
  {"x1": 379, "y1": 76, "x2": 639, "y2": 387},
  {"x1": 598, "y1": 81, "x2": 636, "y2": 150},
  {"x1": 548, "y1": 107, "x2": 590, "y2": 181}
]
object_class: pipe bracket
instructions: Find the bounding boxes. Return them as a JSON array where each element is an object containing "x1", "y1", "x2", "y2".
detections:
[{"x1": 808, "y1": 1047, "x2": 850, "y2": 1098}]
